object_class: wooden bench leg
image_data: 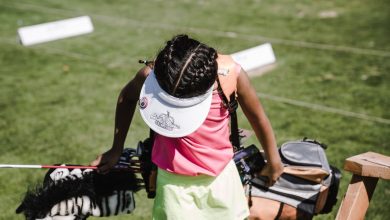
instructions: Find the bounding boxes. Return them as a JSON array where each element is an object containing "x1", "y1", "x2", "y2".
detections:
[{"x1": 336, "y1": 175, "x2": 378, "y2": 220}]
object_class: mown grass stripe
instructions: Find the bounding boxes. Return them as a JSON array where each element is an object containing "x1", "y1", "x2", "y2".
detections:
[
  {"x1": 0, "y1": 37, "x2": 386, "y2": 125},
  {"x1": 5, "y1": 2, "x2": 390, "y2": 57}
]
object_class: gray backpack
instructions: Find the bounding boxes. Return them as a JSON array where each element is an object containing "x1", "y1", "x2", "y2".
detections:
[{"x1": 249, "y1": 138, "x2": 341, "y2": 216}]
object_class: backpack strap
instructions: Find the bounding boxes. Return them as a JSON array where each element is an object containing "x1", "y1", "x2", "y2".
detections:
[
  {"x1": 274, "y1": 203, "x2": 285, "y2": 220},
  {"x1": 216, "y1": 77, "x2": 240, "y2": 151},
  {"x1": 216, "y1": 55, "x2": 241, "y2": 151}
]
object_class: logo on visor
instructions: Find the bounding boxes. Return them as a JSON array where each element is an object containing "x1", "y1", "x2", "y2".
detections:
[
  {"x1": 139, "y1": 97, "x2": 148, "y2": 109},
  {"x1": 151, "y1": 111, "x2": 180, "y2": 131}
]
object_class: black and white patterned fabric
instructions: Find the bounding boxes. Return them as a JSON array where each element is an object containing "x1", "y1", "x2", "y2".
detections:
[
  {"x1": 17, "y1": 149, "x2": 143, "y2": 220},
  {"x1": 35, "y1": 168, "x2": 136, "y2": 220}
]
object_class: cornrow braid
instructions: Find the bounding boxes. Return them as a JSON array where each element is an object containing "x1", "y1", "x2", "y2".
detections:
[
  {"x1": 171, "y1": 44, "x2": 202, "y2": 95},
  {"x1": 154, "y1": 34, "x2": 218, "y2": 98}
]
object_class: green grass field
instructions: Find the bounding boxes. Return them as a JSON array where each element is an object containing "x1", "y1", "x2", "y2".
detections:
[{"x1": 1, "y1": 0, "x2": 389, "y2": 219}]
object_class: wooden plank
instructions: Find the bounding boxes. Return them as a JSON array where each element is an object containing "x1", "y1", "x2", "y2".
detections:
[
  {"x1": 336, "y1": 175, "x2": 378, "y2": 220},
  {"x1": 343, "y1": 152, "x2": 390, "y2": 179}
]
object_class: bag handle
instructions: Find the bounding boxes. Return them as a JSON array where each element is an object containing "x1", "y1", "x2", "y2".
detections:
[{"x1": 303, "y1": 137, "x2": 328, "y2": 149}]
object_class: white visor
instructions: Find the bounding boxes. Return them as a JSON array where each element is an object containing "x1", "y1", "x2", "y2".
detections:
[{"x1": 139, "y1": 71, "x2": 213, "y2": 138}]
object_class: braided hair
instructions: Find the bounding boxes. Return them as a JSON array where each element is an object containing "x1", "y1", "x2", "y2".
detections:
[{"x1": 154, "y1": 34, "x2": 218, "y2": 98}]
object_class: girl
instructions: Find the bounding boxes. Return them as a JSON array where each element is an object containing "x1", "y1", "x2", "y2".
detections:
[{"x1": 91, "y1": 34, "x2": 283, "y2": 220}]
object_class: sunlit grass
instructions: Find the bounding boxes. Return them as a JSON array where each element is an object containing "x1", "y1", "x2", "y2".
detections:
[{"x1": 0, "y1": 0, "x2": 389, "y2": 219}]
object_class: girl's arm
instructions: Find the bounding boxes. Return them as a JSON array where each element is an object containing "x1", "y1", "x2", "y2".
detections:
[
  {"x1": 90, "y1": 66, "x2": 151, "y2": 173},
  {"x1": 236, "y1": 69, "x2": 283, "y2": 186}
]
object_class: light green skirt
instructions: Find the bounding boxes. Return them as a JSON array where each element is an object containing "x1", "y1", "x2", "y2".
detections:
[{"x1": 152, "y1": 160, "x2": 249, "y2": 220}]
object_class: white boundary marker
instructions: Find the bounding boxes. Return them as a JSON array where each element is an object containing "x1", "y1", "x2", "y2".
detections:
[
  {"x1": 231, "y1": 43, "x2": 276, "y2": 76},
  {"x1": 18, "y1": 16, "x2": 94, "y2": 46}
]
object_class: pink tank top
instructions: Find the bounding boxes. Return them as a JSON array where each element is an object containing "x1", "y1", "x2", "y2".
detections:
[{"x1": 151, "y1": 89, "x2": 233, "y2": 176}]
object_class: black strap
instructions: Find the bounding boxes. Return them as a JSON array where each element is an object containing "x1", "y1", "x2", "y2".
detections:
[
  {"x1": 229, "y1": 95, "x2": 240, "y2": 151},
  {"x1": 274, "y1": 202, "x2": 285, "y2": 220},
  {"x1": 216, "y1": 77, "x2": 240, "y2": 152},
  {"x1": 248, "y1": 182, "x2": 253, "y2": 207},
  {"x1": 149, "y1": 129, "x2": 155, "y2": 140}
]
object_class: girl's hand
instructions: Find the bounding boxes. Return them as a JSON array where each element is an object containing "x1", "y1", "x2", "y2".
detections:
[
  {"x1": 260, "y1": 161, "x2": 284, "y2": 187},
  {"x1": 90, "y1": 147, "x2": 122, "y2": 174}
]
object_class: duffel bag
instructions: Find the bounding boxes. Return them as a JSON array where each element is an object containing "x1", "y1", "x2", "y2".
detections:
[{"x1": 248, "y1": 138, "x2": 341, "y2": 219}]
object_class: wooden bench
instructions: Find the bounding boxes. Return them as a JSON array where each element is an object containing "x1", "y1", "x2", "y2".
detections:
[{"x1": 336, "y1": 152, "x2": 390, "y2": 220}]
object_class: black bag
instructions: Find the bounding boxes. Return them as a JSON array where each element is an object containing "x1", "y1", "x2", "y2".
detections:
[
  {"x1": 233, "y1": 144, "x2": 265, "y2": 184},
  {"x1": 137, "y1": 133, "x2": 157, "y2": 199}
]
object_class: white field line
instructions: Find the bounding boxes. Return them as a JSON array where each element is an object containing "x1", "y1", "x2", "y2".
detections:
[
  {"x1": 0, "y1": 37, "x2": 137, "y2": 67},
  {"x1": 2, "y1": 4, "x2": 389, "y2": 125},
  {"x1": 0, "y1": 38, "x2": 95, "y2": 61},
  {"x1": 6, "y1": 2, "x2": 390, "y2": 57},
  {"x1": 257, "y1": 93, "x2": 390, "y2": 125},
  {"x1": 3, "y1": 35, "x2": 389, "y2": 125}
]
